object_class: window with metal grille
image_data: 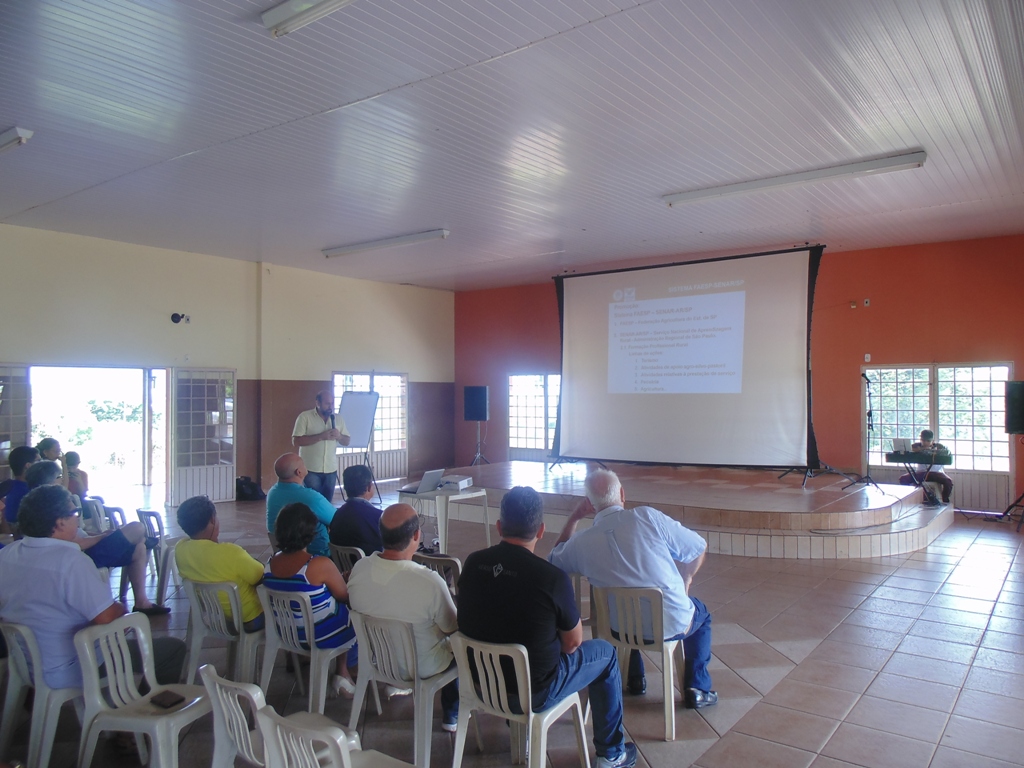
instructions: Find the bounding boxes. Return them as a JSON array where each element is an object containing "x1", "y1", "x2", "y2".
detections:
[
  {"x1": 333, "y1": 373, "x2": 407, "y2": 452},
  {"x1": 865, "y1": 364, "x2": 1010, "y2": 472},
  {"x1": 509, "y1": 374, "x2": 560, "y2": 451}
]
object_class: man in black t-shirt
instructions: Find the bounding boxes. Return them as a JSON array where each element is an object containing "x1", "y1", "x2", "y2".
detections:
[{"x1": 457, "y1": 486, "x2": 636, "y2": 768}]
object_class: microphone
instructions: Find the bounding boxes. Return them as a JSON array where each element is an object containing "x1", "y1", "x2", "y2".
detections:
[
  {"x1": 861, "y1": 373, "x2": 871, "y2": 383},
  {"x1": 330, "y1": 412, "x2": 336, "y2": 430}
]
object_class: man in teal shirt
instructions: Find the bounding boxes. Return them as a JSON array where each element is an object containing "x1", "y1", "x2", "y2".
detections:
[{"x1": 266, "y1": 453, "x2": 336, "y2": 556}]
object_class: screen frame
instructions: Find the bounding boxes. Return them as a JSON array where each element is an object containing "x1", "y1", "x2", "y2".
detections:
[{"x1": 552, "y1": 245, "x2": 823, "y2": 470}]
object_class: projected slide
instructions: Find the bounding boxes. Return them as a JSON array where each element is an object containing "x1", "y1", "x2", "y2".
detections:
[
  {"x1": 557, "y1": 247, "x2": 820, "y2": 468},
  {"x1": 608, "y1": 291, "x2": 746, "y2": 394}
]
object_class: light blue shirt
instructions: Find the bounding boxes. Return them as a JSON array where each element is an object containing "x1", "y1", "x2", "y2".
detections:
[
  {"x1": 0, "y1": 537, "x2": 114, "y2": 689},
  {"x1": 548, "y1": 505, "x2": 706, "y2": 638},
  {"x1": 266, "y1": 481, "x2": 336, "y2": 556}
]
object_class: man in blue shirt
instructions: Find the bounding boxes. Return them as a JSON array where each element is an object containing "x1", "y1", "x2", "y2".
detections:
[
  {"x1": 548, "y1": 469, "x2": 716, "y2": 709},
  {"x1": 266, "y1": 453, "x2": 336, "y2": 556},
  {"x1": 3, "y1": 445, "x2": 39, "y2": 527},
  {"x1": 329, "y1": 464, "x2": 383, "y2": 554}
]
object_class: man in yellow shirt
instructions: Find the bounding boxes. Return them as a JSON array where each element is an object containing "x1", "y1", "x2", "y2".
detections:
[
  {"x1": 175, "y1": 495, "x2": 265, "y2": 631},
  {"x1": 292, "y1": 389, "x2": 351, "y2": 501}
]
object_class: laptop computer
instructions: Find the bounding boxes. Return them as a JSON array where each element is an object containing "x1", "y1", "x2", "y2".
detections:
[{"x1": 400, "y1": 468, "x2": 445, "y2": 494}]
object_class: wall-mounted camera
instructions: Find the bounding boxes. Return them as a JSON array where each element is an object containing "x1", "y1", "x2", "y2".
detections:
[{"x1": 171, "y1": 313, "x2": 190, "y2": 324}]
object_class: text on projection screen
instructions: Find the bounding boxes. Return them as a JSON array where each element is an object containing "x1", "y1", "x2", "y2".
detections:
[{"x1": 559, "y1": 249, "x2": 812, "y2": 466}]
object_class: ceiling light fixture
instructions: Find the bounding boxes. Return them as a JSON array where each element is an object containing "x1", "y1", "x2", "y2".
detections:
[
  {"x1": 0, "y1": 126, "x2": 33, "y2": 155},
  {"x1": 662, "y1": 150, "x2": 927, "y2": 207},
  {"x1": 323, "y1": 229, "x2": 450, "y2": 259},
  {"x1": 261, "y1": 0, "x2": 357, "y2": 37}
]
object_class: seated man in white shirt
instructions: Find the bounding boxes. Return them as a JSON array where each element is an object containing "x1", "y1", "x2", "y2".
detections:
[
  {"x1": 347, "y1": 503, "x2": 459, "y2": 731},
  {"x1": 0, "y1": 485, "x2": 185, "y2": 690},
  {"x1": 25, "y1": 459, "x2": 169, "y2": 616},
  {"x1": 548, "y1": 469, "x2": 716, "y2": 708}
]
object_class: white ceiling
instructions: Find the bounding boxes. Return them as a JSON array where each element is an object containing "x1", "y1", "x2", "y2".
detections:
[{"x1": 1, "y1": 0, "x2": 1022, "y2": 291}]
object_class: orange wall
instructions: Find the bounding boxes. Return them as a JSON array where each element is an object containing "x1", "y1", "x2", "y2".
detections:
[
  {"x1": 811, "y1": 234, "x2": 1024, "y2": 481},
  {"x1": 455, "y1": 234, "x2": 1024, "y2": 493},
  {"x1": 454, "y1": 284, "x2": 561, "y2": 465}
]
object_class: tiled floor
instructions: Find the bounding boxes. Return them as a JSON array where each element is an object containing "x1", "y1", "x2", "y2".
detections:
[{"x1": 8, "y1": 482, "x2": 1023, "y2": 768}]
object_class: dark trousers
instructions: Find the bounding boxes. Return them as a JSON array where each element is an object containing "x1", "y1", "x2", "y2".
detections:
[
  {"x1": 628, "y1": 597, "x2": 713, "y2": 692},
  {"x1": 304, "y1": 471, "x2": 338, "y2": 502},
  {"x1": 899, "y1": 471, "x2": 953, "y2": 502},
  {"x1": 440, "y1": 678, "x2": 459, "y2": 721}
]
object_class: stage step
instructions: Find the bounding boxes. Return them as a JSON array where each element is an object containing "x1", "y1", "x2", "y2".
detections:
[{"x1": 694, "y1": 502, "x2": 954, "y2": 559}]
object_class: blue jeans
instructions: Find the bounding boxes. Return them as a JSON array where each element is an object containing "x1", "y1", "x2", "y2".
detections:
[
  {"x1": 537, "y1": 639, "x2": 625, "y2": 760},
  {"x1": 304, "y1": 471, "x2": 337, "y2": 502},
  {"x1": 627, "y1": 597, "x2": 713, "y2": 692}
]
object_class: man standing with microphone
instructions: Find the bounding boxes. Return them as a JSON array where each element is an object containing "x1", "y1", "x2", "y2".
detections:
[{"x1": 292, "y1": 389, "x2": 350, "y2": 501}]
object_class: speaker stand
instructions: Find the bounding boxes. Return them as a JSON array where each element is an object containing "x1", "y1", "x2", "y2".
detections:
[{"x1": 471, "y1": 421, "x2": 490, "y2": 466}]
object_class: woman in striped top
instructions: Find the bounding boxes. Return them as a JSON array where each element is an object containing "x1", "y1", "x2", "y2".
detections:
[{"x1": 265, "y1": 502, "x2": 357, "y2": 696}]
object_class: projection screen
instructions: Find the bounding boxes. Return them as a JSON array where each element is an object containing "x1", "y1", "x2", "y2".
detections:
[{"x1": 555, "y1": 247, "x2": 822, "y2": 468}]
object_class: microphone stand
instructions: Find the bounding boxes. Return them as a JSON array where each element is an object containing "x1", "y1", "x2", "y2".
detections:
[{"x1": 843, "y1": 374, "x2": 882, "y2": 491}]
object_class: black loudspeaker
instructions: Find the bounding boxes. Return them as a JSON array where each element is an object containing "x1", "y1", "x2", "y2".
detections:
[
  {"x1": 464, "y1": 386, "x2": 490, "y2": 422},
  {"x1": 1006, "y1": 382, "x2": 1024, "y2": 434}
]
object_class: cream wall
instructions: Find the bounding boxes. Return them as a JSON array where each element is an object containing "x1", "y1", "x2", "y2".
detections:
[
  {"x1": 256, "y1": 262, "x2": 454, "y2": 382},
  {"x1": 0, "y1": 225, "x2": 455, "y2": 381},
  {"x1": 0, "y1": 225, "x2": 260, "y2": 376}
]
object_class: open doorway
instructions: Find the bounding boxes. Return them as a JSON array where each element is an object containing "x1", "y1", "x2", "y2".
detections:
[{"x1": 29, "y1": 367, "x2": 167, "y2": 509}]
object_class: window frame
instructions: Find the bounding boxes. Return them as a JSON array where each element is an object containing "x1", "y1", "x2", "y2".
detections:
[
  {"x1": 332, "y1": 371, "x2": 408, "y2": 453},
  {"x1": 508, "y1": 373, "x2": 561, "y2": 453},
  {"x1": 864, "y1": 362, "x2": 1012, "y2": 474}
]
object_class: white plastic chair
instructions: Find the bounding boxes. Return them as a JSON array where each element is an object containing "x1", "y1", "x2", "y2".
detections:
[
  {"x1": 348, "y1": 611, "x2": 457, "y2": 768},
  {"x1": 199, "y1": 664, "x2": 360, "y2": 768},
  {"x1": 258, "y1": 584, "x2": 356, "y2": 714},
  {"x1": 257, "y1": 704, "x2": 412, "y2": 768},
  {"x1": 449, "y1": 632, "x2": 590, "y2": 768},
  {"x1": 329, "y1": 544, "x2": 365, "y2": 573},
  {"x1": 410, "y1": 553, "x2": 462, "y2": 595},
  {"x1": 0, "y1": 621, "x2": 83, "y2": 768},
  {"x1": 591, "y1": 585, "x2": 684, "y2": 741},
  {"x1": 137, "y1": 508, "x2": 165, "y2": 577},
  {"x1": 183, "y1": 579, "x2": 266, "y2": 684},
  {"x1": 74, "y1": 612, "x2": 211, "y2": 768},
  {"x1": 83, "y1": 498, "x2": 130, "y2": 600}
]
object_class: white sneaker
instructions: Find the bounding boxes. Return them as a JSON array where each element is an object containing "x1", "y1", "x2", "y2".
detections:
[
  {"x1": 385, "y1": 684, "x2": 412, "y2": 699},
  {"x1": 331, "y1": 675, "x2": 356, "y2": 699},
  {"x1": 596, "y1": 743, "x2": 637, "y2": 768}
]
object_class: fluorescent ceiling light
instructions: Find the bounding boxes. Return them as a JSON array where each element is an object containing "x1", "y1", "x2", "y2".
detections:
[
  {"x1": 0, "y1": 126, "x2": 33, "y2": 155},
  {"x1": 662, "y1": 151, "x2": 927, "y2": 207},
  {"x1": 323, "y1": 229, "x2": 449, "y2": 259},
  {"x1": 261, "y1": 0, "x2": 357, "y2": 37}
]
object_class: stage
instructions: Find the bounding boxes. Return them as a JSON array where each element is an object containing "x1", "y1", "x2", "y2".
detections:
[{"x1": 422, "y1": 461, "x2": 954, "y2": 560}]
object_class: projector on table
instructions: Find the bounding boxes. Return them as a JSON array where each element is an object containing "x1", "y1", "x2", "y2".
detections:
[{"x1": 439, "y1": 475, "x2": 473, "y2": 491}]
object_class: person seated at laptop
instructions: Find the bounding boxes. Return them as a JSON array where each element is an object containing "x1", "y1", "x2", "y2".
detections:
[
  {"x1": 898, "y1": 429, "x2": 953, "y2": 504},
  {"x1": 26, "y1": 460, "x2": 169, "y2": 615},
  {"x1": 329, "y1": 464, "x2": 383, "y2": 554}
]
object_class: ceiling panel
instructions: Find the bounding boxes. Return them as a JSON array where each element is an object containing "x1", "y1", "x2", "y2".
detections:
[{"x1": 1, "y1": 0, "x2": 1022, "y2": 290}]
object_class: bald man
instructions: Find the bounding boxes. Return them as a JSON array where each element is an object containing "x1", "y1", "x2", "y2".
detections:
[
  {"x1": 549, "y1": 469, "x2": 715, "y2": 709},
  {"x1": 347, "y1": 503, "x2": 459, "y2": 732},
  {"x1": 265, "y1": 453, "x2": 336, "y2": 556},
  {"x1": 292, "y1": 389, "x2": 350, "y2": 501}
]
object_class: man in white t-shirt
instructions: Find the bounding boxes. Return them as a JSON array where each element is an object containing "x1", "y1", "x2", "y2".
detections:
[
  {"x1": 347, "y1": 503, "x2": 459, "y2": 731},
  {"x1": 292, "y1": 389, "x2": 350, "y2": 501}
]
